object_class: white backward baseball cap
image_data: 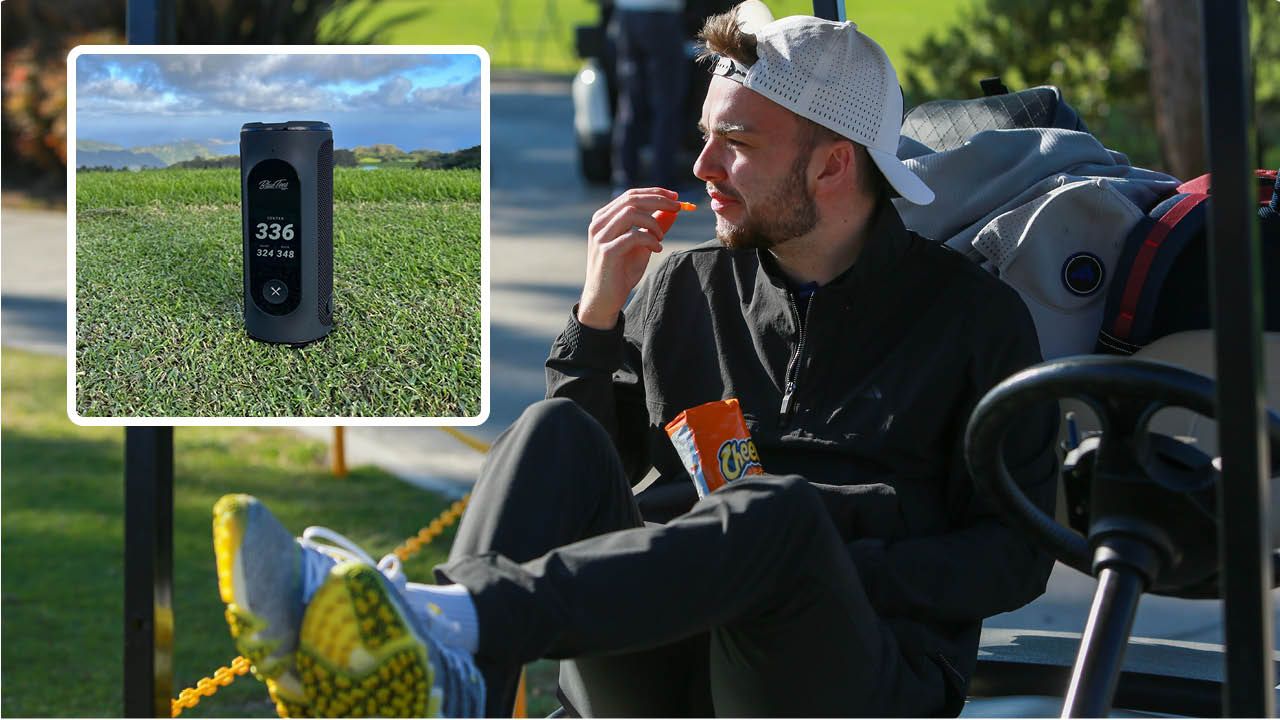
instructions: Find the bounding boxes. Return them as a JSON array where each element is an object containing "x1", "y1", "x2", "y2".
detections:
[{"x1": 711, "y1": 2, "x2": 935, "y2": 205}]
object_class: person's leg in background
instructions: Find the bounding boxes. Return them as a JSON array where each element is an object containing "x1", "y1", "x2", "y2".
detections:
[
  {"x1": 642, "y1": 9, "x2": 691, "y2": 191},
  {"x1": 609, "y1": 9, "x2": 648, "y2": 191},
  {"x1": 446, "y1": 398, "x2": 711, "y2": 716},
  {"x1": 441, "y1": 474, "x2": 948, "y2": 717}
]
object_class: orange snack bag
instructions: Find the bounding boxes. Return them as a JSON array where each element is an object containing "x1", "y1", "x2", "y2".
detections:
[{"x1": 664, "y1": 397, "x2": 763, "y2": 498}]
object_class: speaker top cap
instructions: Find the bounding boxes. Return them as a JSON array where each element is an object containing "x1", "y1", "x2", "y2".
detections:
[{"x1": 241, "y1": 120, "x2": 331, "y2": 133}]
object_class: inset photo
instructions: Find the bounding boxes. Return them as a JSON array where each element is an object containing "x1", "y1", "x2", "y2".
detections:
[{"x1": 68, "y1": 46, "x2": 488, "y2": 424}]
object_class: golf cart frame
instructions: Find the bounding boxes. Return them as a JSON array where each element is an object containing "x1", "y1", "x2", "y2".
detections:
[{"x1": 120, "y1": 0, "x2": 1275, "y2": 717}]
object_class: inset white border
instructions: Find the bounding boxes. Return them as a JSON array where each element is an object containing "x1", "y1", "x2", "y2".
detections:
[{"x1": 66, "y1": 45, "x2": 491, "y2": 427}]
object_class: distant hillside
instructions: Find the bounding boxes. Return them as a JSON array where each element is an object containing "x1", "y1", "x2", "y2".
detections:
[
  {"x1": 78, "y1": 139, "x2": 478, "y2": 170},
  {"x1": 77, "y1": 138, "x2": 222, "y2": 168},
  {"x1": 78, "y1": 139, "x2": 124, "y2": 152},
  {"x1": 171, "y1": 149, "x2": 359, "y2": 169},
  {"x1": 169, "y1": 155, "x2": 239, "y2": 169},
  {"x1": 416, "y1": 145, "x2": 480, "y2": 170},
  {"x1": 407, "y1": 149, "x2": 443, "y2": 163},
  {"x1": 77, "y1": 149, "x2": 166, "y2": 169},
  {"x1": 134, "y1": 140, "x2": 218, "y2": 166},
  {"x1": 353, "y1": 144, "x2": 409, "y2": 161}
]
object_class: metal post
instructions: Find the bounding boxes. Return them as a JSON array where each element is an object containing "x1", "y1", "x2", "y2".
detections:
[
  {"x1": 126, "y1": 0, "x2": 176, "y2": 44},
  {"x1": 811, "y1": 0, "x2": 841, "y2": 21},
  {"x1": 333, "y1": 426, "x2": 348, "y2": 477},
  {"x1": 1201, "y1": 0, "x2": 1275, "y2": 716},
  {"x1": 1061, "y1": 568, "x2": 1145, "y2": 718},
  {"x1": 124, "y1": 3, "x2": 177, "y2": 717},
  {"x1": 124, "y1": 428, "x2": 174, "y2": 718}
]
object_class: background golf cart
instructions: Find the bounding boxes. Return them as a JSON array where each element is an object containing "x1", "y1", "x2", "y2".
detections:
[{"x1": 571, "y1": 0, "x2": 736, "y2": 185}]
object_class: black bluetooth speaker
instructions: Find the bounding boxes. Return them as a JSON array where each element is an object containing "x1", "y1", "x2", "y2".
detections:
[{"x1": 241, "y1": 120, "x2": 334, "y2": 345}]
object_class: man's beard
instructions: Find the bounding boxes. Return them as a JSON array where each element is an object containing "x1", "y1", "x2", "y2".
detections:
[{"x1": 714, "y1": 150, "x2": 818, "y2": 250}]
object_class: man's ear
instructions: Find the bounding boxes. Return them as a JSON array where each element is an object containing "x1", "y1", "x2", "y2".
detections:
[{"x1": 812, "y1": 139, "x2": 856, "y2": 195}]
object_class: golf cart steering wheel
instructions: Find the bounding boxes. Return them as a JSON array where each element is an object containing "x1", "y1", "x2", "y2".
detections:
[{"x1": 965, "y1": 355, "x2": 1279, "y2": 592}]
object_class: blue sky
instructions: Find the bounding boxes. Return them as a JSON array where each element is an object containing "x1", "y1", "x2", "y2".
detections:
[{"x1": 75, "y1": 53, "x2": 482, "y2": 152}]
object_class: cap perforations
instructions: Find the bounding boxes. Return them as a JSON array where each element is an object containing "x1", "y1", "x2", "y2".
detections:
[
  {"x1": 748, "y1": 20, "x2": 886, "y2": 145},
  {"x1": 740, "y1": 16, "x2": 931, "y2": 203}
]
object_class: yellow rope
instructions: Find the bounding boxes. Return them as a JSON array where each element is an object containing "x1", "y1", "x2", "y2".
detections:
[
  {"x1": 393, "y1": 494, "x2": 471, "y2": 562},
  {"x1": 171, "y1": 655, "x2": 251, "y2": 716},
  {"x1": 439, "y1": 426, "x2": 493, "y2": 453},
  {"x1": 173, "y1": 429, "x2": 492, "y2": 716}
]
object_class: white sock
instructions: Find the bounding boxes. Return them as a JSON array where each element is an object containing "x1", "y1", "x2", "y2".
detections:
[{"x1": 403, "y1": 582, "x2": 480, "y2": 655}]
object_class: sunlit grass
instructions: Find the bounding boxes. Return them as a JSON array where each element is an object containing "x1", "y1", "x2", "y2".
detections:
[{"x1": 74, "y1": 168, "x2": 482, "y2": 419}]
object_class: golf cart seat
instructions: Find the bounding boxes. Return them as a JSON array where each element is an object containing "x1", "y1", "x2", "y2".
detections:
[{"x1": 901, "y1": 84, "x2": 1088, "y2": 153}]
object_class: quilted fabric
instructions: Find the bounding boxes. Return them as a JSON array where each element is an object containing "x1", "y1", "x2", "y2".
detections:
[{"x1": 901, "y1": 86, "x2": 1086, "y2": 152}]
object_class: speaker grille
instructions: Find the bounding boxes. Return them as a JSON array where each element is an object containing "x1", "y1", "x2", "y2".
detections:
[{"x1": 317, "y1": 138, "x2": 333, "y2": 326}]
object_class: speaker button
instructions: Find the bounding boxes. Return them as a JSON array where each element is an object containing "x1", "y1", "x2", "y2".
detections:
[{"x1": 263, "y1": 279, "x2": 289, "y2": 304}]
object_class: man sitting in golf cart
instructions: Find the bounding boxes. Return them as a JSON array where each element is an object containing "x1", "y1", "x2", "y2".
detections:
[{"x1": 211, "y1": 3, "x2": 1059, "y2": 716}]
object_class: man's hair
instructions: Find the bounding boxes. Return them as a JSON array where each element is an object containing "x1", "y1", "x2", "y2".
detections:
[
  {"x1": 696, "y1": 6, "x2": 889, "y2": 201},
  {"x1": 696, "y1": 7, "x2": 758, "y2": 66}
]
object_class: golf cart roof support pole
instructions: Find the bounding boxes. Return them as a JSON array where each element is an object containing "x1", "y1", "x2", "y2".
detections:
[
  {"x1": 123, "y1": 4, "x2": 177, "y2": 716},
  {"x1": 811, "y1": 0, "x2": 841, "y2": 22},
  {"x1": 1200, "y1": 0, "x2": 1276, "y2": 716},
  {"x1": 127, "y1": 0, "x2": 175, "y2": 44},
  {"x1": 124, "y1": 428, "x2": 174, "y2": 718},
  {"x1": 1061, "y1": 566, "x2": 1146, "y2": 717}
]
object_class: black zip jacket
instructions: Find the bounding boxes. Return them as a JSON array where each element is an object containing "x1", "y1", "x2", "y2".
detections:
[{"x1": 546, "y1": 199, "x2": 1058, "y2": 711}]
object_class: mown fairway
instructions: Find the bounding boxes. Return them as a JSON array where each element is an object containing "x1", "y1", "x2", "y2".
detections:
[{"x1": 75, "y1": 167, "x2": 483, "y2": 419}]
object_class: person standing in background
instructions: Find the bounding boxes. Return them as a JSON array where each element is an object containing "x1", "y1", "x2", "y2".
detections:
[{"x1": 609, "y1": 0, "x2": 689, "y2": 193}]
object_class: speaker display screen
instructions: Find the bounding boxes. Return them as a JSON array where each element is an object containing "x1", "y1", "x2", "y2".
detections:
[{"x1": 246, "y1": 158, "x2": 302, "y2": 315}]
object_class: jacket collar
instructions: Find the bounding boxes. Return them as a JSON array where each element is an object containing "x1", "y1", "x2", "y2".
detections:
[{"x1": 756, "y1": 195, "x2": 913, "y2": 297}]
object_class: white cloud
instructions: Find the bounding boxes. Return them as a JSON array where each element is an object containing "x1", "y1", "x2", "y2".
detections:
[
  {"x1": 77, "y1": 76, "x2": 181, "y2": 114},
  {"x1": 353, "y1": 76, "x2": 415, "y2": 108},
  {"x1": 406, "y1": 76, "x2": 481, "y2": 111},
  {"x1": 77, "y1": 54, "x2": 479, "y2": 118}
]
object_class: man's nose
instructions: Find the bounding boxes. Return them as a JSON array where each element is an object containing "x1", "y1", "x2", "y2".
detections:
[{"x1": 693, "y1": 140, "x2": 723, "y2": 184}]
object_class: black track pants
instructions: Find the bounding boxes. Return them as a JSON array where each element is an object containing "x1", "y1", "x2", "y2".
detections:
[{"x1": 438, "y1": 398, "x2": 945, "y2": 717}]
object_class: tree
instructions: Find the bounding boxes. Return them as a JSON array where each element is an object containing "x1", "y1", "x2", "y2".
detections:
[
  {"x1": 1141, "y1": 0, "x2": 1204, "y2": 179},
  {"x1": 900, "y1": 0, "x2": 1280, "y2": 175}
]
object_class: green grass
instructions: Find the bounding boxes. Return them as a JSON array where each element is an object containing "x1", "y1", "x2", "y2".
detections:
[
  {"x1": 0, "y1": 349, "x2": 561, "y2": 717},
  {"x1": 74, "y1": 167, "x2": 483, "y2": 418},
  {"x1": 324, "y1": 0, "x2": 968, "y2": 76}
]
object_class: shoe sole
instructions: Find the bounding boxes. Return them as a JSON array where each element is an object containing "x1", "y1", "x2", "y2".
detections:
[
  {"x1": 298, "y1": 562, "x2": 442, "y2": 718},
  {"x1": 212, "y1": 494, "x2": 310, "y2": 717}
]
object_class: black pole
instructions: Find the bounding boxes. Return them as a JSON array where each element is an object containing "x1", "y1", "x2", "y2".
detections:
[
  {"x1": 123, "y1": 428, "x2": 174, "y2": 718},
  {"x1": 124, "y1": 3, "x2": 177, "y2": 717},
  {"x1": 126, "y1": 0, "x2": 176, "y2": 44},
  {"x1": 1061, "y1": 568, "x2": 1145, "y2": 718},
  {"x1": 1201, "y1": 0, "x2": 1276, "y2": 716},
  {"x1": 811, "y1": 0, "x2": 840, "y2": 21}
]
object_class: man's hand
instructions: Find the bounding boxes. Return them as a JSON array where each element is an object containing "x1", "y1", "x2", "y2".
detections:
[{"x1": 578, "y1": 188, "x2": 684, "y2": 330}]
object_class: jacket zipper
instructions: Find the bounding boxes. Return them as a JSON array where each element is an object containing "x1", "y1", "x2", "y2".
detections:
[{"x1": 779, "y1": 294, "x2": 812, "y2": 427}]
